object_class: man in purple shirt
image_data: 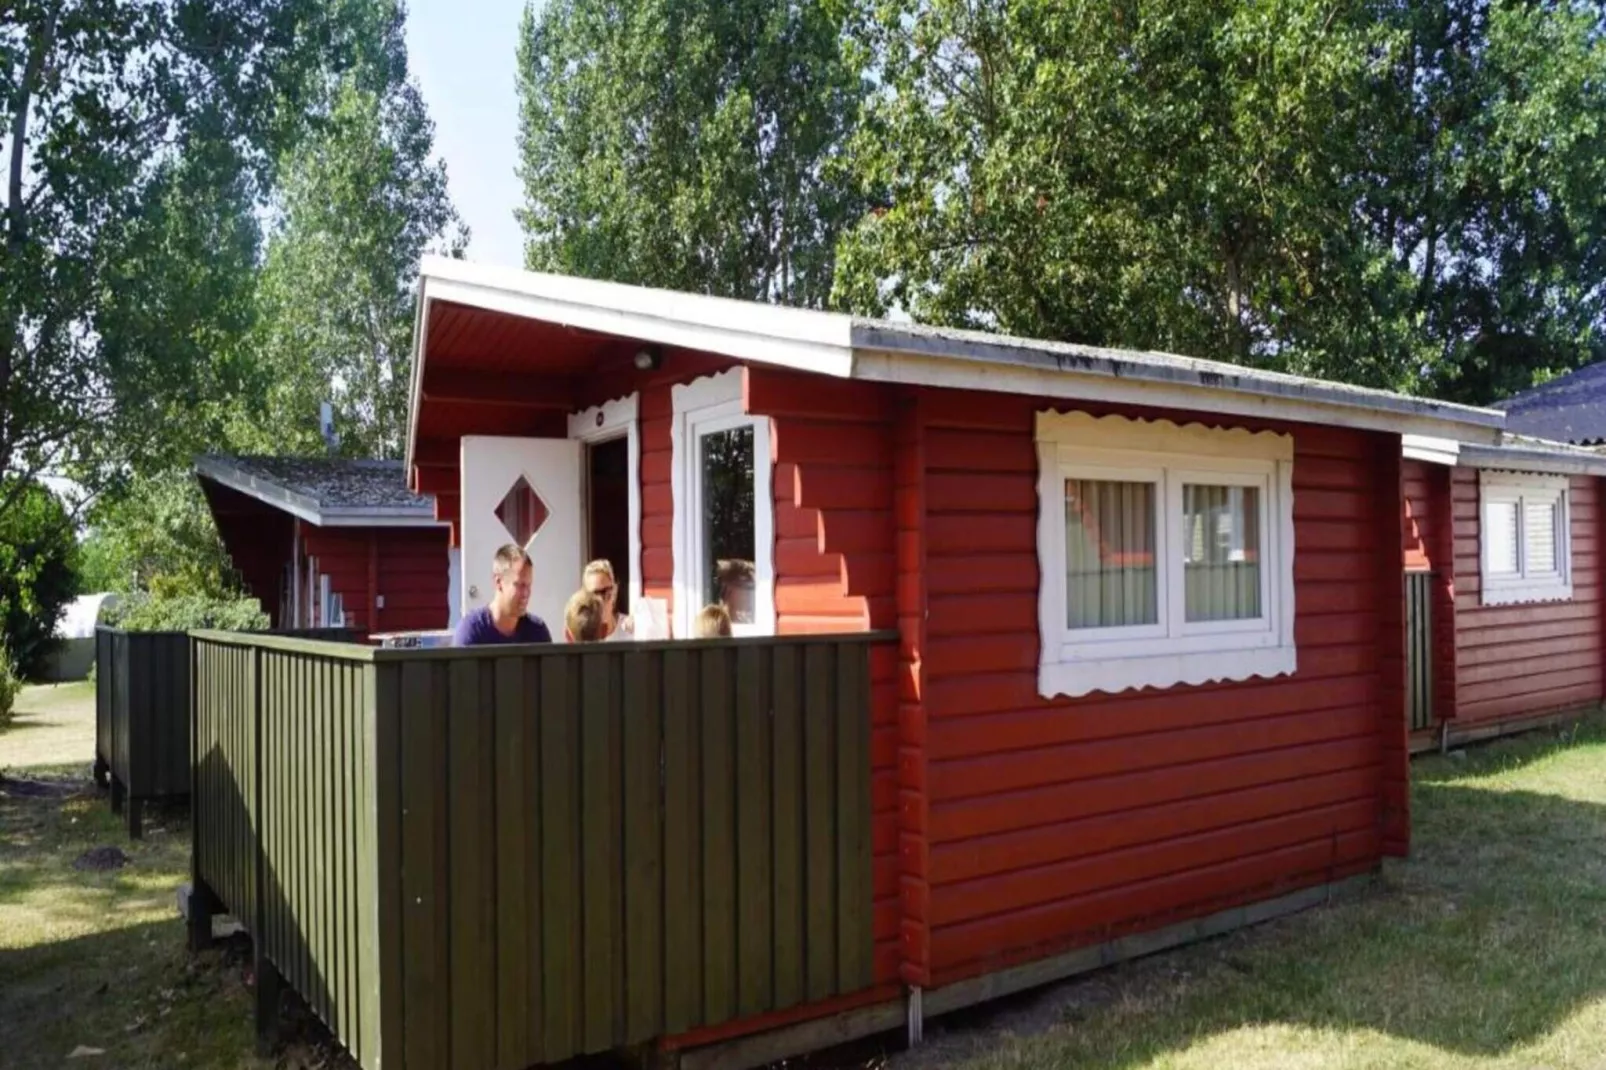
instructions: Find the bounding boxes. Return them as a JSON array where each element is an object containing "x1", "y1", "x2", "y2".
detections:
[{"x1": 452, "y1": 543, "x2": 554, "y2": 646}]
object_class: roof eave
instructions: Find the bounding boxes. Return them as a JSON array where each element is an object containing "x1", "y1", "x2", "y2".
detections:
[
  {"x1": 850, "y1": 333, "x2": 1505, "y2": 443},
  {"x1": 1456, "y1": 442, "x2": 1606, "y2": 478},
  {"x1": 194, "y1": 456, "x2": 327, "y2": 526}
]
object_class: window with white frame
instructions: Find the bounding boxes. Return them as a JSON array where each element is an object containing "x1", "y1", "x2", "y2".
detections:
[
  {"x1": 1478, "y1": 470, "x2": 1571, "y2": 606},
  {"x1": 671, "y1": 369, "x2": 775, "y2": 637},
  {"x1": 1035, "y1": 410, "x2": 1297, "y2": 698}
]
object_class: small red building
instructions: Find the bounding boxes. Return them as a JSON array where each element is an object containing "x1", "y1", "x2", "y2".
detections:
[
  {"x1": 401, "y1": 257, "x2": 1509, "y2": 1065},
  {"x1": 195, "y1": 455, "x2": 455, "y2": 635},
  {"x1": 1400, "y1": 435, "x2": 1606, "y2": 750}
]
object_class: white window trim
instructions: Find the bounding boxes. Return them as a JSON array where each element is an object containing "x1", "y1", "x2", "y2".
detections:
[
  {"x1": 1478, "y1": 470, "x2": 1572, "y2": 607},
  {"x1": 568, "y1": 393, "x2": 643, "y2": 617},
  {"x1": 1035, "y1": 410, "x2": 1297, "y2": 698},
  {"x1": 671, "y1": 369, "x2": 775, "y2": 638}
]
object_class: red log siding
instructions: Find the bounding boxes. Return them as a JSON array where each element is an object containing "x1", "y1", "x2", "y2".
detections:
[
  {"x1": 1373, "y1": 436, "x2": 1409, "y2": 856},
  {"x1": 903, "y1": 388, "x2": 1397, "y2": 986},
  {"x1": 299, "y1": 524, "x2": 450, "y2": 633},
  {"x1": 1450, "y1": 468, "x2": 1603, "y2": 725},
  {"x1": 1402, "y1": 458, "x2": 1435, "y2": 570},
  {"x1": 1400, "y1": 459, "x2": 1459, "y2": 727}
]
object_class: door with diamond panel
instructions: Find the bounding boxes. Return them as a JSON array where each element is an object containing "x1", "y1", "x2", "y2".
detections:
[{"x1": 459, "y1": 435, "x2": 582, "y2": 634}]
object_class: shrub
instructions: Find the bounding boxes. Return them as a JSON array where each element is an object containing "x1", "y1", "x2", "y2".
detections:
[
  {"x1": 0, "y1": 646, "x2": 20, "y2": 729},
  {"x1": 0, "y1": 481, "x2": 80, "y2": 679},
  {"x1": 102, "y1": 593, "x2": 269, "y2": 633}
]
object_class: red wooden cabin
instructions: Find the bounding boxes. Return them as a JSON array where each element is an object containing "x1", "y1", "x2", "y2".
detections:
[
  {"x1": 402, "y1": 258, "x2": 1506, "y2": 1067},
  {"x1": 1400, "y1": 435, "x2": 1606, "y2": 751},
  {"x1": 195, "y1": 455, "x2": 455, "y2": 635}
]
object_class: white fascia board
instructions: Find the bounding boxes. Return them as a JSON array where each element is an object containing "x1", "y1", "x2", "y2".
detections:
[
  {"x1": 1457, "y1": 442, "x2": 1606, "y2": 477},
  {"x1": 1402, "y1": 434, "x2": 1462, "y2": 466},
  {"x1": 404, "y1": 274, "x2": 435, "y2": 479},
  {"x1": 195, "y1": 457, "x2": 325, "y2": 526},
  {"x1": 416, "y1": 258, "x2": 857, "y2": 379},
  {"x1": 852, "y1": 348, "x2": 1505, "y2": 444}
]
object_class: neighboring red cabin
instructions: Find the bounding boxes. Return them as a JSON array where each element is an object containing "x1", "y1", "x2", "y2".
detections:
[
  {"x1": 1400, "y1": 437, "x2": 1606, "y2": 750},
  {"x1": 195, "y1": 455, "x2": 455, "y2": 635},
  {"x1": 401, "y1": 258, "x2": 1509, "y2": 1066}
]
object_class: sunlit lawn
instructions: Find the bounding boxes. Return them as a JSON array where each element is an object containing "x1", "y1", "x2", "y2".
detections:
[{"x1": 902, "y1": 711, "x2": 1606, "y2": 1070}]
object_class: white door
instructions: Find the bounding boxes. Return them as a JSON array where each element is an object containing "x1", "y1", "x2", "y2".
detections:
[{"x1": 460, "y1": 436, "x2": 583, "y2": 634}]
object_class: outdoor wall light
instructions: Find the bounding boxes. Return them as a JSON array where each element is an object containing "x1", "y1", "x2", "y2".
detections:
[{"x1": 633, "y1": 344, "x2": 663, "y2": 371}]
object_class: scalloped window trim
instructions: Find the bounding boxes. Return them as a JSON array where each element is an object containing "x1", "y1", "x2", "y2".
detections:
[{"x1": 1035, "y1": 410, "x2": 1298, "y2": 699}]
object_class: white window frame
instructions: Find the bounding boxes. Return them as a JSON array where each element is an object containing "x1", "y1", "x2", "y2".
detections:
[
  {"x1": 1478, "y1": 470, "x2": 1572, "y2": 606},
  {"x1": 671, "y1": 368, "x2": 775, "y2": 638},
  {"x1": 568, "y1": 392, "x2": 643, "y2": 617},
  {"x1": 1035, "y1": 410, "x2": 1296, "y2": 698}
]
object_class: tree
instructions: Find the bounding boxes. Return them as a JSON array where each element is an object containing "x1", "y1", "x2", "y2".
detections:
[
  {"x1": 0, "y1": 481, "x2": 80, "y2": 679},
  {"x1": 231, "y1": 10, "x2": 467, "y2": 459},
  {"x1": 77, "y1": 471, "x2": 241, "y2": 598},
  {"x1": 834, "y1": 0, "x2": 1606, "y2": 403},
  {"x1": 0, "y1": 0, "x2": 352, "y2": 521},
  {"x1": 515, "y1": 0, "x2": 868, "y2": 308}
]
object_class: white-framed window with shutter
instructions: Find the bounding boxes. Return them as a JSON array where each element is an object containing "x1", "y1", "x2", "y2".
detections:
[
  {"x1": 1478, "y1": 471, "x2": 1572, "y2": 606},
  {"x1": 1035, "y1": 410, "x2": 1297, "y2": 698}
]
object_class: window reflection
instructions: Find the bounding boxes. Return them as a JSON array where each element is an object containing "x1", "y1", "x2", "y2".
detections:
[{"x1": 700, "y1": 426, "x2": 756, "y2": 623}]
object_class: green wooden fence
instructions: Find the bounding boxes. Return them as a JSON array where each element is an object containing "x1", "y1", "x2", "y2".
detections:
[
  {"x1": 189, "y1": 631, "x2": 886, "y2": 1070},
  {"x1": 94, "y1": 625, "x2": 356, "y2": 838}
]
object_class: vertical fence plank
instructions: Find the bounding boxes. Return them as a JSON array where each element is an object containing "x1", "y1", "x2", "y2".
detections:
[
  {"x1": 803, "y1": 643, "x2": 838, "y2": 1002},
  {"x1": 770, "y1": 644, "x2": 805, "y2": 1010},
  {"x1": 401, "y1": 659, "x2": 448, "y2": 1070},
  {"x1": 540, "y1": 655, "x2": 582, "y2": 1059},
  {"x1": 449, "y1": 658, "x2": 497, "y2": 1070},
  {"x1": 371, "y1": 661, "x2": 404, "y2": 1068},
  {"x1": 661, "y1": 648, "x2": 702, "y2": 1033},
  {"x1": 581, "y1": 653, "x2": 622, "y2": 1051},
  {"x1": 835, "y1": 645, "x2": 873, "y2": 991},
  {"x1": 735, "y1": 645, "x2": 773, "y2": 1017},
  {"x1": 700, "y1": 646, "x2": 737, "y2": 1026},
  {"x1": 622, "y1": 649, "x2": 664, "y2": 1045},
  {"x1": 494, "y1": 656, "x2": 535, "y2": 1070}
]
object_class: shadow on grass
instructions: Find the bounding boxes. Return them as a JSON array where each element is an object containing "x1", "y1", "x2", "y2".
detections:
[
  {"x1": 0, "y1": 770, "x2": 348, "y2": 1069},
  {"x1": 868, "y1": 727, "x2": 1606, "y2": 1070}
]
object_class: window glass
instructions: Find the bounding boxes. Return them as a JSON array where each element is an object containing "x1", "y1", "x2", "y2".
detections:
[
  {"x1": 1183, "y1": 484, "x2": 1261, "y2": 622},
  {"x1": 1485, "y1": 500, "x2": 1519, "y2": 574},
  {"x1": 1524, "y1": 499, "x2": 1558, "y2": 574},
  {"x1": 1064, "y1": 479, "x2": 1158, "y2": 628},
  {"x1": 700, "y1": 425, "x2": 756, "y2": 624}
]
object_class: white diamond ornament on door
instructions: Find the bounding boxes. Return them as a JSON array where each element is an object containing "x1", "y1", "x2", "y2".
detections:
[{"x1": 459, "y1": 436, "x2": 582, "y2": 633}]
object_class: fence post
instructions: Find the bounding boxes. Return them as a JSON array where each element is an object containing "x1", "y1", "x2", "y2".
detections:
[
  {"x1": 187, "y1": 637, "x2": 218, "y2": 952},
  {"x1": 250, "y1": 644, "x2": 284, "y2": 1056}
]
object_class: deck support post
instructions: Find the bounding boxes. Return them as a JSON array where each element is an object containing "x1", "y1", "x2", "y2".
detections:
[
  {"x1": 1439, "y1": 720, "x2": 1450, "y2": 755},
  {"x1": 92, "y1": 755, "x2": 109, "y2": 790},
  {"x1": 253, "y1": 947, "x2": 284, "y2": 1057},
  {"x1": 126, "y1": 796, "x2": 144, "y2": 840},
  {"x1": 110, "y1": 775, "x2": 125, "y2": 815},
  {"x1": 906, "y1": 986, "x2": 924, "y2": 1048}
]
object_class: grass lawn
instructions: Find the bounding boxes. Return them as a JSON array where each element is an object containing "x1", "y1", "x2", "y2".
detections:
[
  {"x1": 3, "y1": 710, "x2": 1605, "y2": 1069},
  {"x1": 0, "y1": 681, "x2": 97, "y2": 771},
  {"x1": 0, "y1": 765, "x2": 348, "y2": 1069},
  {"x1": 900, "y1": 711, "x2": 1606, "y2": 1070}
]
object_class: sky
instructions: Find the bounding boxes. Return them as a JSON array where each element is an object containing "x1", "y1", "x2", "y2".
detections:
[{"x1": 404, "y1": 0, "x2": 536, "y2": 270}]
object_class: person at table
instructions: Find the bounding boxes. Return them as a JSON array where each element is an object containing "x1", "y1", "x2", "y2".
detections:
[
  {"x1": 563, "y1": 589, "x2": 605, "y2": 643},
  {"x1": 581, "y1": 558, "x2": 633, "y2": 640},
  {"x1": 452, "y1": 544, "x2": 554, "y2": 646}
]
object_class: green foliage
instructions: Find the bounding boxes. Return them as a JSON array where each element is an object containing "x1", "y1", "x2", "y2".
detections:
[
  {"x1": 230, "y1": 6, "x2": 467, "y2": 461},
  {"x1": 515, "y1": 0, "x2": 868, "y2": 308},
  {"x1": 0, "y1": 645, "x2": 19, "y2": 728},
  {"x1": 0, "y1": 482, "x2": 80, "y2": 680},
  {"x1": 77, "y1": 471, "x2": 242, "y2": 599},
  {"x1": 833, "y1": 0, "x2": 1606, "y2": 404},
  {"x1": 103, "y1": 594, "x2": 269, "y2": 634}
]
